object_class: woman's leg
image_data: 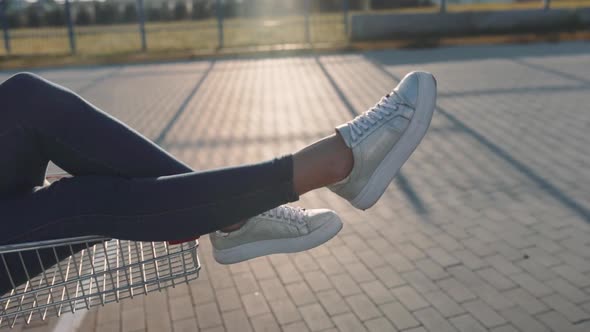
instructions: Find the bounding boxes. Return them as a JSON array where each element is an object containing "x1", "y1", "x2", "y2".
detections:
[
  {"x1": 0, "y1": 72, "x2": 194, "y2": 296},
  {"x1": 2, "y1": 156, "x2": 300, "y2": 243},
  {"x1": 1, "y1": 72, "x2": 269, "y2": 236},
  {"x1": 0, "y1": 72, "x2": 193, "y2": 184}
]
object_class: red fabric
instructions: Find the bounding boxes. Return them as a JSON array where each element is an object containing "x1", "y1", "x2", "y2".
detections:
[{"x1": 168, "y1": 236, "x2": 200, "y2": 245}]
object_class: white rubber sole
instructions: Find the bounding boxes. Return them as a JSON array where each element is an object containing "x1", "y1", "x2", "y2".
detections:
[
  {"x1": 212, "y1": 217, "x2": 343, "y2": 265},
  {"x1": 350, "y1": 72, "x2": 437, "y2": 210}
]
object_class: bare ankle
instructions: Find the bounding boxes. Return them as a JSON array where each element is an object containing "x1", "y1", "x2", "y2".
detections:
[
  {"x1": 292, "y1": 133, "x2": 354, "y2": 195},
  {"x1": 333, "y1": 133, "x2": 354, "y2": 182}
]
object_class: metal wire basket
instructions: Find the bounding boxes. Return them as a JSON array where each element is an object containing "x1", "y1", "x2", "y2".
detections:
[{"x1": 0, "y1": 236, "x2": 201, "y2": 329}]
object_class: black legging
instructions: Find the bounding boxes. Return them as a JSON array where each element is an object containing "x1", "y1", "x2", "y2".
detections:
[{"x1": 0, "y1": 72, "x2": 298, "y2": 295}]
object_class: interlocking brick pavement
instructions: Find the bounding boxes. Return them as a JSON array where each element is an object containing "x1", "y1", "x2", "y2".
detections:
[{"x1": 2, "y1": 41, "x2": 589, "y2": 331}]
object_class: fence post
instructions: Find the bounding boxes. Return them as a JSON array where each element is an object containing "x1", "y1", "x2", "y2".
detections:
[
  {"x1": 64, "y1": 0, "x2": 76, "y2": 54},
  {"x1": 304, "y1": 0, "x2": 310, "y2": 44},
  {"x1": 543, "y1": 0, "x2": 551, "y2": 10},
  {"x1": 0, "y1": 0, "x2": 10, "y2": 54},
  {"x1": 440, "y1": 0, "x2": 447, "y2": 13},
  {"x1": 136, "y1": 0, "x2": 147, "y2": 51},
  {"x1": 216, "y1": 0, "x2": 224, "y2": 48},
  {"x1": 343, "y1": 0, "x2": 349, "y2": 38}
]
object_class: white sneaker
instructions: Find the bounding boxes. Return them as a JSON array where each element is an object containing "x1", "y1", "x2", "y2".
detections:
[
  {"x1": 329, "y1": 71, "x2": 437, "y2": 210},
  {"x1": 210, "y1": 205, "x2": 342, "y2": 264}
]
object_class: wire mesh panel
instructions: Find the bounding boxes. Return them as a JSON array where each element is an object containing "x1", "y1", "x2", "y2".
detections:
[
  {"x1": 75, "y1": 25, "x2": 141, "y2": 56},
  {"x1": 310, "y1": 0, "x2": 348, "y2": 45},
  {"x1": 222, "y1": 0, "x2": 308, "y2": 48},
  {"x1": 144, "y1": 1, "x2": 219, "y2": 52},
  {"x1": 6, "y1": 28, "x2": 70, "y2": 56},
  {"x1": 0, "y1": 237, "x2": 200, "y2": 329}
]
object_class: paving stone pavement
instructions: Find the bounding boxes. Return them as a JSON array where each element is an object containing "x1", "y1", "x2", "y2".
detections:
[{"x1": 2, "y1": 41, "x2": 590, "y2": 332}]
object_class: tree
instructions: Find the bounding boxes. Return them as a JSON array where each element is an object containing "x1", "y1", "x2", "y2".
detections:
[
  {"x1": 94, "y1": 1, "x2": 119, "y2": 24},
  {"x1": 123, "y1": 3, "x2": 136, "y2": 22},
  {"x1": 159, "y1": 3, "x2": 172, "y2": 21},
  {"x1": 26, "y1": 5, "x2": 43, "y2": 27},
  {"x1": 6, "y1": 11, "x2": 23, "y2": 28},
  {"x1": 316, "y1": 0, "x2": 340, "y2": 12},
  {"x1": 174, "y1": 1, "x2": 188, "y2": 20},
  {"x1": 372, "y1": 0, "x2": 433, "y2": 9},
  {"x1": 3, "y1": 0, "x2": 18, "y2": 12},
  {"x1": 45, "y1": 7, "x2": 66, "y2": 26},
  {"x1": 76, "y1": 6, "x2": 92, "y2": 25},
  {"x1": 147, "y1": 7, "x2": 162, "y2": 21},
  {"x1": 192, "y1": 0, "x2": 211, "y2": 19}
]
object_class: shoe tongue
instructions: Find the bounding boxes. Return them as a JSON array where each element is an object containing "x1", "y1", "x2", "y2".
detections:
[{"x1": 335, "y1": 124, "x2": 354, "y2": 148}]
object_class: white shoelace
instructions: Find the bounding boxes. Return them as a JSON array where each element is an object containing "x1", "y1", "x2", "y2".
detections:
[
  {"x1": 348, "y1": 94, "x2": 400, "y2": 142},
  {"x1": 262, "y1": 205, "x2": 306, "y2": 226},
  {"x1": 216, "y1": 205, "x2": 307, "y2": 236}
]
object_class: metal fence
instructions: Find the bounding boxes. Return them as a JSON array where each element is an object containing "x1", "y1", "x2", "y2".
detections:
[{"x1": 0, "y1": 0, "x2": 566, "y2": 56}]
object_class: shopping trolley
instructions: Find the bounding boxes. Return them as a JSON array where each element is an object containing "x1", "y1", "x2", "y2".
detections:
[{"x1": 0, "y1": 174, "x2": 201, "y2": 329}]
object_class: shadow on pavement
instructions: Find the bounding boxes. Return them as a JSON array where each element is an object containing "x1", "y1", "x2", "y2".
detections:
[
  {"x1": 154, "y1": 61, "x2": 215, "y2": 146},
  {"x1": 512, "y1": 58, "x2": 590, "y2": 85},
  {"x1": 439, "y1": 84, "x2": 590, "y2": 99},
  {"x1": 76, "y1": 68, "x2": 123, "y2": 94}
]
